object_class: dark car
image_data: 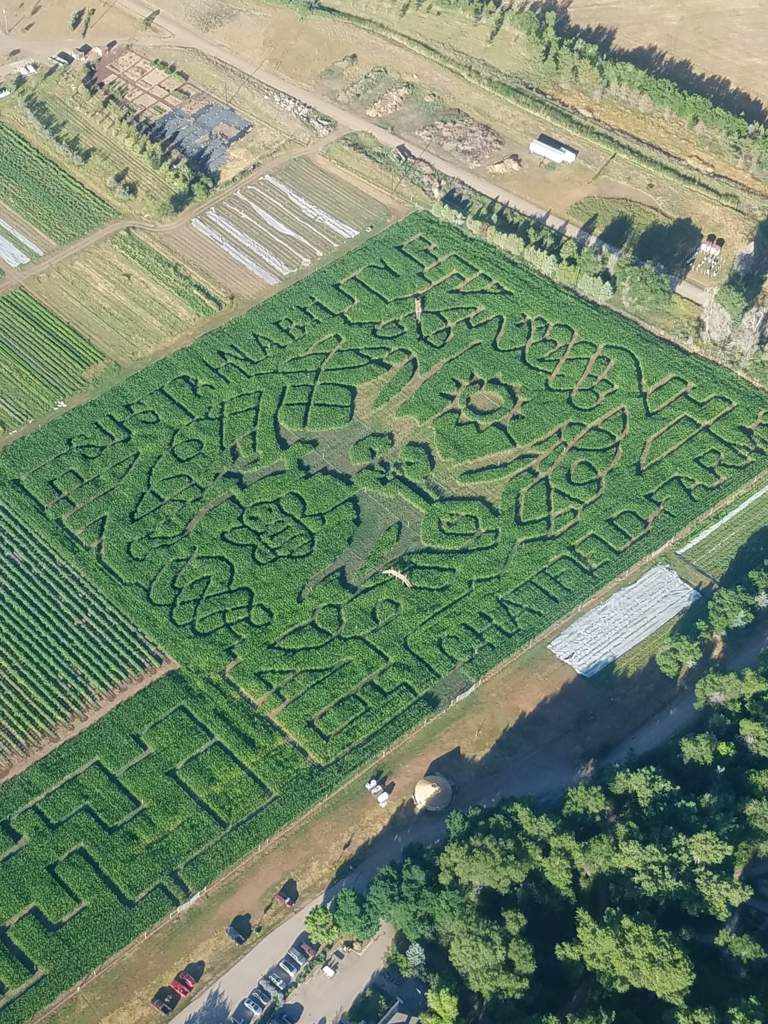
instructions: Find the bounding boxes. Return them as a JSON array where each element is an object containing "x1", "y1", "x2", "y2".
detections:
[
  {"x1": 151, "y1": 990, "x2": 176, "y2": 1015},
  {"x1": 227, "y1": 924, "x2": 247, "y2": 945}
]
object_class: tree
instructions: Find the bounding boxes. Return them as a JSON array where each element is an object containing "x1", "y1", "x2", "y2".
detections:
[
  {"x1": 656, "y1": 635, "x2": 703, "y2": 679},
  {"x1": 556, "y1": 909, "x2": 694, "y2": 1005},
  {"x1": 619, "y1": 261, "x2": 673, "y2": 313},
  {"x1": 305, "y1": 904, "x2": 340, "y2": 947},
  {"x1": 447, "y1": 909, "x2": 535, "y2": 1000},
  {"x1": 704, "y1": 588, "x2": 754, "y2": 639},
  {"x1": 404, "y1": 941, "x2": 426, "y2": 976},
  {"x1": 333, "y1": 888, "x2": 377, "y2": 943},
  {"x1": 422, "y1": 986, "x2": 459, "y2": 1024}
]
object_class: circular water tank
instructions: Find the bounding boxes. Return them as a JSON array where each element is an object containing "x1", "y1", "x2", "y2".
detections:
[{"x1": 413, "y1": 773, "x2": 452, "y2": 812}]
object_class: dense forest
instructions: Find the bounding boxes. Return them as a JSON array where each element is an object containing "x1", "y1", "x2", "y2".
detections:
[{"x1": 310, "y1": 563, "x2": 768, "y2": 1022}]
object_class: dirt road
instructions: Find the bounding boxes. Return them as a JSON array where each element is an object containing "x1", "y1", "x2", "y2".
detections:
[{"x1": 108, "y1": 0, "x2": 708, "y2": 308}]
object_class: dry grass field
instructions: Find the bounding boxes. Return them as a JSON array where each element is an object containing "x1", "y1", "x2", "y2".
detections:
[{"x1": 566, "y1": 0, "x2": 768, "y2": 105}]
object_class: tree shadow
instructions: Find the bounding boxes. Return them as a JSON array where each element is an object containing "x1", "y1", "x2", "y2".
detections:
[
  {"x1": 326, "y1": 650, "x2": 697, "y2": 902},
  {"x1": 528, "y1": 0, "x2": 767, "y2": 124},
  {"x1": 600, "y1": 214, "x2": 633, "y2": 250},
  {"x1": 183, "y1": 986, "x2": 231, "y2": 1024},
  {"x1": 634, "y1": 217, "x2": 702, "y2": 276}
]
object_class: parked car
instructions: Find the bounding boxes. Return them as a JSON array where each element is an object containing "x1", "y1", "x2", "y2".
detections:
[
  {"x1": 169, "y1": 970, "x2": 196, "y2": 997},
  {"x1": 278, "y1": 955, "x2": 301, "y2": 979},
  {"x1": 288, "y1": 945, "x2": 307, "y2": 966},
  {"x1": 300, "y1": 941, "x2": 318, "y2": 960},
  {"x1": 227, "y1": 923, "x2": 248, "y2": 945},
  {"x1": 244, "y1": 989, "x2": 269, "y2": 1015},
  {"x1": 260, "y1": 976, "x2": 279, "y2": 998},
  {"x1": 150, "y1": 990, "x2": 176, "y2": 1015},
  {"x1": 253, "y1": 984, "x2": 273, "y2": 1004},
  {"x1": 268, "y1": 970, "x2": 288, "y2": 992}
]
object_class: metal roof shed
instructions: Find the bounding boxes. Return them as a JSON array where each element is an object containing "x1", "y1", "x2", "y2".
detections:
[{"x1": 529, "y1": 135, "x2": 577, "y2": 164}]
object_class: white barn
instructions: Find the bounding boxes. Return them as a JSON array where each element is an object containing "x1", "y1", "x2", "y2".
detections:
[{"x1": 529, "y1": 134, "x2": 577, "y2": 164}]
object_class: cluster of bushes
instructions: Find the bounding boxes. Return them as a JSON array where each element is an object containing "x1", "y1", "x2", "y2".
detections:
[
  {"x1": 429, "y1": 193, "x2": 679, "y2": 319},
  {"x1": 656, "y1": 567, "x2": 768, "y2": 678}
]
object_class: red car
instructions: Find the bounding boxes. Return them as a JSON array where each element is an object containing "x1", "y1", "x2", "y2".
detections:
[
  {"x1": 300, "y1": 941, "x2": 318, "y2": 959},
  {"x1": 169, "y1": 971, "x2": 197, "y2": 997}
]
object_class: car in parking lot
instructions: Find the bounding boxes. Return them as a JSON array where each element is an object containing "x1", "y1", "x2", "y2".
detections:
[
  {"x1": 268, "y1": 970, "x2": 288, "y2": 992},
  {"x1": 287, "y1": 945, "x2": 307, "y2": 966},
  {"x1": 243, "y1": 988, "x2": 270, "y2": 1016},
  {"x1": 260, "y1": 976, "x2": 279, "y2": 998},
  {"x1": 278, "y1": 954, "x2": 301, "y2": 979}
]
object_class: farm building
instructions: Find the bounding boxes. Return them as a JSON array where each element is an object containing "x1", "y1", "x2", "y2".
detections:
[{"x1": 529, "y1": 134, "x2": 577, "y2": 164}]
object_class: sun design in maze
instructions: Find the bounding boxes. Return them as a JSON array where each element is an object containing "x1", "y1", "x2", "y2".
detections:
[
  {"x1": 450, "y1": 375, "x2": 525, "y2": 430},
  {"x1": 2, "y1": 212, "x2": 768, "y2": 1024}
]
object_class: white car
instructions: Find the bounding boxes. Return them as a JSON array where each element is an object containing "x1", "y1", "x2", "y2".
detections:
[
  {"x1": 278, "y1": 955, "x2": 300, "y2": 979},
  {"x1": 267, "y1": 970, "x2": 287, "y2": 992}
]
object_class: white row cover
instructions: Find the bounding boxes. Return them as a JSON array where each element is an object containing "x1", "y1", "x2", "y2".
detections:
[{"x1": 548, "y1": 565, "x2": 700, "y2": 677}]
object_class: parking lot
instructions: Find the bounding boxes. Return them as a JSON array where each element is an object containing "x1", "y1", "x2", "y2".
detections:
[{"x1": 172, "y1": 899, "x2": 393, "y2": 1024}]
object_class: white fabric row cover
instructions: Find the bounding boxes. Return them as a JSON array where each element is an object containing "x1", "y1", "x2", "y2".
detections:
[{"x1": 548, "y1": 565, "x2": 700, "y2": 678}]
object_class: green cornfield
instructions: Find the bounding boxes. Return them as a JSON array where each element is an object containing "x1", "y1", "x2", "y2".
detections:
[
  {"x1": 0, "y1": 212, "x2": 767, "y2": 1023},
  {"x1": 0, "y1": 289, "x2": 109, "y2": 431}
]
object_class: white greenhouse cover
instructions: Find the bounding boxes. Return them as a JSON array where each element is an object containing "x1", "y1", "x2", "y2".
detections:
[{"x1": 548, "y1": 565, "x2": 700, "y2": 677}]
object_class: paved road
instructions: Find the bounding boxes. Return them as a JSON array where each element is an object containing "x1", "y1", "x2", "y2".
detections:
[{"x1": 110, "y1": 0, "x2": 709, "y2": 308}]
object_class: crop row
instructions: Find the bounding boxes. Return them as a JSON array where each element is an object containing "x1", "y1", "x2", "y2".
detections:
[
  {"x1": 0, "y1": 290, "x2": 107, "y2": 431},
  {"x1": 0, "y1": 122, "x2": 114, "y2": 244},
  {"x1": 111, "y1": 231, "x2": 224, "y2": 316},
  {"x1": 0, "y1": 503, "x2": 164, "y2": 759}
]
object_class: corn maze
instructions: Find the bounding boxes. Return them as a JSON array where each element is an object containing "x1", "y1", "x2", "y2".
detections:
[{"x1": 1, "y1": 212, "x2": 768, "y2": 1021}]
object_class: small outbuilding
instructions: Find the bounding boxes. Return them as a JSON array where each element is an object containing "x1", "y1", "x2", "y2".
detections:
[
  {"x1": 529, "y1": 133, "x2": 577, "y2": 164},
  {"x1": 413, "y1": 773, "x2": 452, "y2": 813}
]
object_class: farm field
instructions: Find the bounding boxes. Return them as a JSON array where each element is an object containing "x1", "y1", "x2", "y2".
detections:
[
  {"x1": 1, "y1": 64, "x2": 188, "y2": 219},
  {"x1": 677, "y1": 481, "x2": 768, "y2": 579},
  {"x1": 30, "y1": 231, "x2": 229, "y2": 363},
  {"x1": 0, "y1": 290, "x2": 110, "y2": 434},
  {"x1": 0, "y1": 208, "x2": 48, "y2": 274},
  {"x1": 164, "y1": 156, "x2": 391, "y2": 296},
  {"x1": 0, "y1": 503, "x2": 166, "y2": 769},
  {"x1": 1, "y1": 212, "x2": 768, "y2": 1022},
  {"x1": 0, "y1": 123, "x2": 115, "y2": 245}
]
